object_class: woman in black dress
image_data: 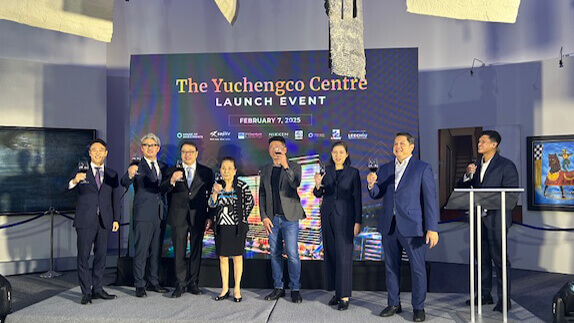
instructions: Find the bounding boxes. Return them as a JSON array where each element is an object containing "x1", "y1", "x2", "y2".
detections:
[
  {"x1": 313, "y1": 141, "x2": 362, "y2": 310},
  {"x1": 209, "y1": 157, "x2": 254, "y2": 302}
]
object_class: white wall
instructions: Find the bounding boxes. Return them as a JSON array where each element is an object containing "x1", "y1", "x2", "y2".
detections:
[
  {"x1": 420, "y1": 56, "x2": 574, "y2": 274},
  {"x1": 0, "y1": 19, "x2": 107, "y2": 274}
]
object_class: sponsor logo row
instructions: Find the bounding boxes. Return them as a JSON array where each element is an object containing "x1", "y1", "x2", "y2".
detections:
[{"x1": 176, "y1": 129, "x2": 368, "y2": 141}]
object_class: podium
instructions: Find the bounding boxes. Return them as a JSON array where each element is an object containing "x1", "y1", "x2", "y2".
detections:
[{"x1": 445, "y1": 188, "x2": 524, "y2": 323}]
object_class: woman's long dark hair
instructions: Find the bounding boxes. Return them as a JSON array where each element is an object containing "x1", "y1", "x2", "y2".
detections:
[{"x1": 327, "y1": 140, "x2": 351, "y2": 166}]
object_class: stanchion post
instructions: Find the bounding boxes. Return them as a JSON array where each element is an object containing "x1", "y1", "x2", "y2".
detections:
[{"x1": 40, "y1": 207, "x2": 62, "y2": 279}]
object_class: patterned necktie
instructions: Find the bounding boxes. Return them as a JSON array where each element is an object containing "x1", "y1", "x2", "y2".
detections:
[
  {"x1": 150, "y1": 161, "x2": 158, "y2": 182},
  {"x1": 187, "y1": 167, "x2": 193, "y2": 188},
  {"x1": 95, "y1": 167, "x2": 102, "y2": 190}
]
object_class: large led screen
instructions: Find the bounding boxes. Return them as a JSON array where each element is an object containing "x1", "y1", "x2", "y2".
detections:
[{"x1": 129, "y1": 48, "x2": 419, "y2": 260}]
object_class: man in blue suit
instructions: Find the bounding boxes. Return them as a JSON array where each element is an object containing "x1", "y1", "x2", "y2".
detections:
[
  {"x1": 68, "y1": 139, "x2": 120, "y2": 305},
  {"x1": 458, "y1": 130, "x2": 519, "y2": 312},
  {"x1": 121, "y1": 133, "x2": 169, "y2": 297},
  {"x1": 367, "y1": 132, "x2": 438, "y2": 322}
]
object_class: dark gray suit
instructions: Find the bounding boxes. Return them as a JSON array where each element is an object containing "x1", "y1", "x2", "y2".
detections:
[
  {"x1": 121, "y1": 159, "x2": 167, "y2": 289},
  {"x1": 259, "y1": 160, "x2": 306, "y2": 290}
]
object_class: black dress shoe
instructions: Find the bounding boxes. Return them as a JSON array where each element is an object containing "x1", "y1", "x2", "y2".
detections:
[
  {"x1": 465, "y1": 295, "x2": 494, "y2": 306},
  {"x1": 81, "y1": 293, "x2": 92, "y2": 305},
  {"x1": 187, "y1": 285, "x2": 203, "y2": 295},
  {"x1": 338, "y1": 300, "x2": 349, "y2": 311},
  {"x1": 214, "y1": 291, "x2": 230, "y2": 301},
  {"x1": 264, "y1": 288, "x2": 285, "y2": 300},
  {"x1": 135, "y1": 287, "x2": 147, "y2": 298},
  {"x1": 328, "y1": 295, "x2": 339, "y2": 306},
  {"x1": 171, "y1": 286, "x2": 184, "y2": 298},
  {"x1": 291, "y1": 290, "x2": 303, "y2": 303},
  {"x1": 493, "y1": 300, "x2": 512, "y2": 312},
  {"x1": 379, "y1": 305, "x2": 402, "y2": 317},
  {"x1": 413, "y1": 309, "x2": 426, "y2": 322},
  {"x1": 234, "y1": 296, "x2": 242, "y2": 303},
  {"x1": 92, "y1": 289, "x2": 117, "y2": 300},
  {"x1": 147, "y1": 285, "x2": 168, "y2": 293}
]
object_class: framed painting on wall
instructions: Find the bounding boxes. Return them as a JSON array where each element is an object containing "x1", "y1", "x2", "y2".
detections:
[{"x1": 527, "y1": 135, "x2": 574, "y2": 211}]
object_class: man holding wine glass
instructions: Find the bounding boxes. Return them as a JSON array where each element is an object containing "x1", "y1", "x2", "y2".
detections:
[
  {"x1": 67, "y1": 139, "x2": 120, "y2": 305},
  {"x1": 259, "y1": 136, "x2": 306, "y2": 303},
  {"x1": 160, "y1": 141, "x2": 214, "y2": 298},
  {"x1": 121, "y1": 133, "x2": 169, "y2": 298},
  {"x1": 366, "y1": 132, "x2": 438, "y2": 322}
]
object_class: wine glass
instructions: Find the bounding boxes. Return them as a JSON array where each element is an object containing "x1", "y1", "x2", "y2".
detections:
[
  {"x1": 175, "y1": 159, "x2": 185, "y2": 182},
  {"x1": 130, "y1": 154, "x2": 141, "y2": 176},
  {"x1": 215, "y1": 172, "x2": 225, "y2": 186},
  {"x1": 77, "y1": 160, "x2": 89, "y2": 184},
  {"x1": 368, "y1": 158, "x2": 379, "y2": 173},
  {"x1": 319, "y1": 163, "x2": 326, "y2": 176}
]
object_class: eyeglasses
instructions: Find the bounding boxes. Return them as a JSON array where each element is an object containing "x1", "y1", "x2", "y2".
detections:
[
  {"x1": 141, "y1": 143, "x2": 159, "y2": 148},
  {"x1": 181, "y1": 150, "x2": 197, "y2": 155}
]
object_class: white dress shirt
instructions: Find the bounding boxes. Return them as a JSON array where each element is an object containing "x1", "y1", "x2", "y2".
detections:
[
  {"x1": 143, "y1": 157, "x2": 160, "y2": 178},
  {"x1": 395, "y1": 155, "x2": 412, "y2": 190}
]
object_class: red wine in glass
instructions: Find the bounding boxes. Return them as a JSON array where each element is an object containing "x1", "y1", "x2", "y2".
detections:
[
  {"x1": 77, "y1": 160, "x2": 89, "y2": 184},
  {"x1": 319, "y1": 164, "x2": 326, "y2": 175},
  {"x1": 175, "y1": 159, "x2": 185, "y2": 182},
  {"x1": 368, "y1": 158, "x2": 379, "y2": 173},
  {"x1": 215, "y1": 173, "x2": 225, "y2": 186},
  {"x1": 130, "y1": 154, "x2": 141, "y2": 176}
]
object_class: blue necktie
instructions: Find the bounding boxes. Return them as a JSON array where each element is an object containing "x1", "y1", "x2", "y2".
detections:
[
  {"x1": 187, "y1": 167, "x2": 193, "y2": 188},
  {"x1": 150, "y1": 161, "x2": 158, "y2": 182}
]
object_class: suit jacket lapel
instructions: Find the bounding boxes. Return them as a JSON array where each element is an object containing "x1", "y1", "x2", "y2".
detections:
[
  {"x1": 88, "y1": 166, "x2": 98, "y2": 191},
  {"x1": 480, "y1": 153, "x2": 499, "y2": 185},
  {"x1": 395, "y1": 158, "x2": 413, "y2": 192}
]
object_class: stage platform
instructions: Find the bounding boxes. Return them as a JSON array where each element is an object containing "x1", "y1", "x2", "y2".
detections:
[{"x1": 6, "y1": 287, "x2": 541, "y2": 323}]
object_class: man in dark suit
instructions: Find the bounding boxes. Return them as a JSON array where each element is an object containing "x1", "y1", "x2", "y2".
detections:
[
  {"x1": 121, "y1": 133, "x2": 169, "y2": 297},
  {"x1": 458, "y1": 130, "x2": 519, "y2": 312},
  {"x1": 367, "y1": 132, "x2": 439, "y2": 322},
  {"x1": 160, "y1": 141, "x2": 214, "y2": 298},
  {"x1": 259, "y1": 136, "x2": 306, "y2": 303},
  {"x1": 67, "y1": 138, "x2": 120, "y2": 305}
]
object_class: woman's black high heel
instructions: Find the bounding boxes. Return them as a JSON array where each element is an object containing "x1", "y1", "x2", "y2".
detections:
[{"x1": 214, "y1": 291, "x2": 230, "y2": 301}]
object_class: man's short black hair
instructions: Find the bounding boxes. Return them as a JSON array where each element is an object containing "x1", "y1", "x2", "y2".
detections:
[
  {"x1": 395, "y1": 132, "x2": 415, "y2": 145},
  {"x1": 179, "y1": 140, "x2": 198, "y2": 151},
  {"x1": 268, "y1": 136, "x2": 286, "y2": 145},
  {"x1": 481, "y1": 130, "x2": 502, "y2": 146},
  {"x1": 90, "y1": 138, "x2": 107, "y2": 149}
]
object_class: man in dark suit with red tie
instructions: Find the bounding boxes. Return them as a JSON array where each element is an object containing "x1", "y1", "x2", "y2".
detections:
[
  {"x1": 121, "y1": 133, "x2": 169, "y2": 297},
  {"x1": 367, "y1": 132, "x2": 439, "y2": 322},
  {"x1": 68, "y1": 138, "x2": 120, "y2": 305},
  {"x1": 160, "y1": 141, "x2": 214, "y2": 298},
  {"x1": 458, "y1": 130, "x2": 519, "y2": 312}
]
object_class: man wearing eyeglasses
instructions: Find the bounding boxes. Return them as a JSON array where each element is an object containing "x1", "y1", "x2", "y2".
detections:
[
  {"x1": 121, "y1": 133, "x2": 169, "y2": 297},
  {"x1": 160, "y1": 141, "x2": 214, "y2": 298}
]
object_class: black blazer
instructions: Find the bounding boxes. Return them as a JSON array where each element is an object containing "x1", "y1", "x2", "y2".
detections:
[
  {"x1": 67, "y1": 166, "x2": 121, "y2": 230},
  {"x1": 121, "y1": 159, "x2": 168, "y2": 222},
  {"x1": 457, "y1": 152, "x2": 519, "y2": 228},
  {"x1": 160, "y1": 163, "x2": 214, "y2": 228},
  {"x1": 313, "y1": 165, "x2": 362, "y2": 224}
]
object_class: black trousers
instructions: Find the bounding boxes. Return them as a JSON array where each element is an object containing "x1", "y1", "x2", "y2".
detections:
[
  {"x1": 322, "y1": 209, "x2": 354, "y2": 298},
  {"x1": 172, "y1": 224, "x2": 204, "y2": 288},
  {"x1": 133, "y1": 220, "x2": 163, "y2": 288},
  {"x1": 76, "y1": 224, "x2": 109, "y2": 295},
  {"x1": 480, "y1": 212, "x2": 511, "y2": 301}
]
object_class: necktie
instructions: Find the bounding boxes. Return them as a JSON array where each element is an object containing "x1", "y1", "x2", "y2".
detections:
[
  {"x1": 150, "y1": 161, "x2": 158, "y2": 182},
  {"x1": 187, "y1": 167, "x2": 193, "y2": 188},
  {"x1": 95, "y1": 167, "x2": 102, "y2": 190}
]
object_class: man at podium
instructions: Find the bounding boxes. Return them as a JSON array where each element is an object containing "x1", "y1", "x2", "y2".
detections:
[{"x1": 458, "y1": 130, "x2": 519, "y2": 312}]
